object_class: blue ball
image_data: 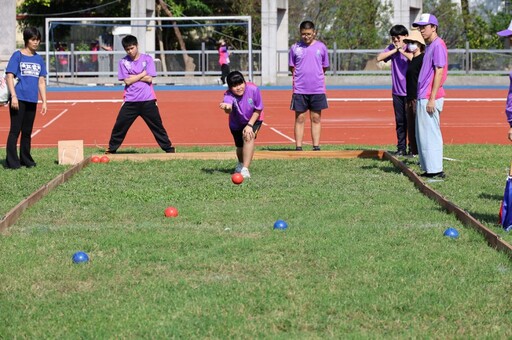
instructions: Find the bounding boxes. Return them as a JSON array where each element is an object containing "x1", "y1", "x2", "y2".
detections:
[
  {"x1": 443, "y1": 228, "x2": 459, "y2": 239},
  {"x1": 72, "y1": 251, "x2": 89, "y2": 264},
  {"x1": 273, "y1": 219, "x2": 288, "y2": 230}
]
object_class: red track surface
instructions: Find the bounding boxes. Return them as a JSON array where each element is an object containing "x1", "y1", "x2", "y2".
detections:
[{"x1": 0, "y1": 88, "x2": 509, "y2": 149}]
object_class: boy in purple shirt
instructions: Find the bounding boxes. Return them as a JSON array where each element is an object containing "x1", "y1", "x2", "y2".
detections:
[
  {"x1": 105, "y1": 35, "x2": 174, "y2": 154},
  {"x1": 219, "y1": 71, "x2": 264, "y2": 179},
  {"x1": 377, "y1": 25, "x2": 411, "y2": 156},
  {"x1": 289, "y1": 20, "x2": 329, "y2": 151},
  {"x1": 497, "y1": 20, "x2": 512, "y2": 141},
  {"x1": 413, "y1": 14, "x2": 448, "y2": 178}
]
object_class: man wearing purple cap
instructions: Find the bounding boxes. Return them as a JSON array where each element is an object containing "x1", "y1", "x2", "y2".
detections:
[
  {"x1": 497, "y1": 20, "x2": 512, "y2": 141},
  {"x1": 413, "y1": 13, "x2": 448, "y2": 178}
]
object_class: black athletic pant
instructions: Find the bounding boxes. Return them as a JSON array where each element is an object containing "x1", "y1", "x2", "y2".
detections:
[
  {"x1": 108, "y1": 100, "x2": 173, "y2": 152},
  {"x1": 392, "y1": 94, "x2": 408, "y2": 153},
  {"x1": 220, "y1": 64, "x2": 230, "y2": 84},
  {"x1": 6, "y1": 100, "x2": 37, "y2": 169}
]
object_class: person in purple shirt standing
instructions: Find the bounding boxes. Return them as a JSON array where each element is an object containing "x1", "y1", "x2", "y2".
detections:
[
  {"x1": 219, "y1": 71, "x2": 264, "y2": 179},
  {"x1": 377, "y1": 25, "x2": 411, "y2": 156},
  {"x1": 105, "y1": 35, "x2": 174, "y2": 154},
  {"x1": 413, "y1": 14, "x2": 448, "y2": 179},
  {"x1": 289, "y1": 20, "x2": 329, "y2": 151},
  {"x1": 497, "y1": 20, "x2": 512, "y2": 141}
]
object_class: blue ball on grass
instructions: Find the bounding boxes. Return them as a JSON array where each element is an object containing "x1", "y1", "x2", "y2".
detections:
[
  {"x1": 443, "y1": 227, "x2": 459, "y2": 239},
  {"x1": 72, "y1": 251, "x2": 89, "y2": 264},
  {"x1": 273, "y1": 219, "x2": 288, "y2": 230}
]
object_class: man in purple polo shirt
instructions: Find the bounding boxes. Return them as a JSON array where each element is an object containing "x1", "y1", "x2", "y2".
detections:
[
  {"x1": 377, "y1": 25, "x2": 411, "y2": 156},
  {"x1": 413, "y1": 13, "x2": 448, "y2": 178},
  {"x1": 497, "y1": 20, "x2": 512, "y2": 141},
  {"x1": 105, "y1": 34, "x2": 174, "y2": 154},
  {"x1": 289, "y1": 20, "x2": 329, "y2": 151}
]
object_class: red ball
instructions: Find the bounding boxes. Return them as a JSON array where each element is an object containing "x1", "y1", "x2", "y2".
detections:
[
  {"x1": 231, "y1": 173, "x2": 244, "y2": 185},
  {"x1": 164, "y1": 206, "x2": 178, "y2": 218},
  {"x1": 100, "y1": 156, "x2": 110, "y2": 163},
  {"x1": 91, "y1": 156, "x2": 101, "y2": 163}
]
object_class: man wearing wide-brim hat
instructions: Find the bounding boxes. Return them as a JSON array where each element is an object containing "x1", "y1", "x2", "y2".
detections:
[
  {"x1": 403, "y1": 29, "x2": 426, "y2": 157},
  {"x1": 412, "y1": 13, "x2": 448, "y2": 179}
]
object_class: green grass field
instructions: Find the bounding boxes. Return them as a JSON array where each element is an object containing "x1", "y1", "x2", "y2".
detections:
[{"x1": 1, "y1": 144, "x2": 512, "y2": 338}]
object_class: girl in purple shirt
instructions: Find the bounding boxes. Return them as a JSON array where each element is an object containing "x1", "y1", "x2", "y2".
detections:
[{"x1": 219, "y1": 71, "x2": 264, "y2": 179}]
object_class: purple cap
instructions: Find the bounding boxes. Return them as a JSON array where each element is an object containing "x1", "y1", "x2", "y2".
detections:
[
  {"x1": 412, "y1": 13, "x2": 439, "y2": 27},
  {"x1": 497, "y1": 20, "x2": 512, "y2": 37}
]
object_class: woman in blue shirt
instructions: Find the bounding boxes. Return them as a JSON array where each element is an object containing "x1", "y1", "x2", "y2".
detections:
[{"x1": 5, "y1": 27, "x2": 47, "y2": 169}]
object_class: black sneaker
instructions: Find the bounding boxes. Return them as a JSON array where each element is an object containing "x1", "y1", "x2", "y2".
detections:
[
  {"x1": 166, "y1": 146, "x2": 176, "y2": 153},
  {"x1": 295, "y1": 146, "x2": 303, "y2": 151},
  {"x1": 312, "y1": 146, "x2": 321, "y2": 151},
  {"x1": 104, "y1": 149, "x2": 116, "y2": 155},
  {"x1": 420, "y1": 171, "x2": 445, "y2": 179},
  {"x1": 393, "y1": 150, "x2": 406, "y2": 156}
]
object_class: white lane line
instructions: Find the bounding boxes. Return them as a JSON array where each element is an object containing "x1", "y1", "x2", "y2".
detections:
[
  {"x1": 44, "y1": 99, "x2": 123, "y2": 103},
  {"x1": 328, "y1": 97, "x2": 505, "y2": 102},
  {"x1": 30, "y1": 108, "x2": 70, "y2": 138},
  {"x1": 43, "y1": 109, "x2": 68, "y2": 128},
  {"x1": 262, "y1": 122, "x2": 295, "y2": 142}
]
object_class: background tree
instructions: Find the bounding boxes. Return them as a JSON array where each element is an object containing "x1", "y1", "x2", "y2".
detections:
[{"x1": 18, "y1": 0, "x2": 130, "y2": 43}]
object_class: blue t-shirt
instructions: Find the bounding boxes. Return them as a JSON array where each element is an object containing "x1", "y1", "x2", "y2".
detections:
[{"x1": 6, "y1": 50, "x2": 47, "y2": 103}]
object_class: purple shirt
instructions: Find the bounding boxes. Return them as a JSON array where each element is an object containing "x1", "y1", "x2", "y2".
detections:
[
  {"x1": 223, "y1": 82, "x2": 264, "y2": 130},
  {"x1": 118, "y1": 53, "x2": 157, "y2": 102},
  {"x1": 417, "y1": 37, "x2": 448, "y2": 100},
  {"x1": 289, "y1": 40, "x2": 329, "y2": 94},
  {"x1": 506, "y1": 73, "x2": 512, "y2": 127},
  {"x1": 382, "y1": 44, "x2": 408, "y2": 96}
]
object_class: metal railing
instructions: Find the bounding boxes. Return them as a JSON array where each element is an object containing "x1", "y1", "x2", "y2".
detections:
[{"x1": 43, "y1": 47, "x2": 512, "y2": 84}]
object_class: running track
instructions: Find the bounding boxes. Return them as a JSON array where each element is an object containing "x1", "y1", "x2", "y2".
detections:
[{"x1": 0, "y1": 86, "x2": 509, "y2": 148}]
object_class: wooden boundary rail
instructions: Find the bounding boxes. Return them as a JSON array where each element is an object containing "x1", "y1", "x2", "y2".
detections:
[{"x1": 2, "y1": 149, "x2": 512, "y2": 260}]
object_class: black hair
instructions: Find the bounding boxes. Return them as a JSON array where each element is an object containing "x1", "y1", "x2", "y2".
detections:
[
  {"x1": 227, "y1": 71, "x2": 245, "y2": 89},
  {"x1": 389, "y1": 25, "x2": 408, "y2": 37},
  {"x1": 23, "y1": 27, "x2": 41, "y2": 45},
  {"x1": 299, "y1": 21, "x2": 315, "y2": 30},
  {"x1": 121, "y1": 35, "x2": 138, "y2": 49}
]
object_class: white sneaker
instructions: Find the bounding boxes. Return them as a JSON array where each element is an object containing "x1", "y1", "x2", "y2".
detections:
[
  {"x1": 234, "y1": 162, "x2": 243, "y2": 173},
  {"x1": 222, "y1": 83, "x2": 228, "y2": 87},
  {"x1": 240, "y1": 167, "x2": 251, "y2": 178}
]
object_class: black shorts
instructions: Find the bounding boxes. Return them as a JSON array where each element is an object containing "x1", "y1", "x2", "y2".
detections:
[
  {"x1": 230, "y1": 121, "x2": 263, "y2": 148},
  {"x1": 290, "y1": 93, "x2": 328, "y2": 113}
]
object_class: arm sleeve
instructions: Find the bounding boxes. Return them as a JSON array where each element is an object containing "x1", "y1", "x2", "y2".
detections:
[{"x1": 145, "y1": 55, "x2": 157, "y2": 77}]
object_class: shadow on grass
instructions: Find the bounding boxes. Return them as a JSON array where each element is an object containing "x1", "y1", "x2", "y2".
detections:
[
  {"x1": 479, "y1": 192, "x2": 503, "y2": 201},
  {"x1": 361, "y1": 163, "x2": 401, "y2": 174},
  {"x1": 201, "y1": 166, "x2": 233, "y2": 175}
]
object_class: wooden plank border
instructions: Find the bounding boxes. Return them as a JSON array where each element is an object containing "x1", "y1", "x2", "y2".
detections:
[
  {"x1": 384, "y1": 151, "x2": 512, "y2": 258},
  {"x1": 2, "y1": 149, "x2": 512, "y2": 262},
  {"x1": 0, "y1": 158, "x2": 90, "y2": 233}
]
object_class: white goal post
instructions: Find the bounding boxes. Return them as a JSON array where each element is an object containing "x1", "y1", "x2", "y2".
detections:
[{"x1": 44, "y1": 16, "x2": 253, "y2": 85}]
